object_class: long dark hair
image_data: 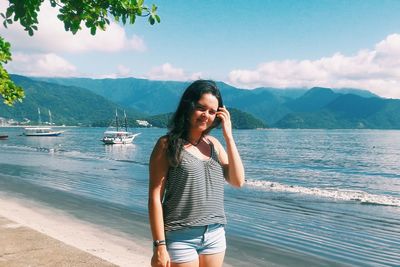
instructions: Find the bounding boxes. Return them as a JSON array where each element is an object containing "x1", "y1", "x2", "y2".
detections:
[{"x1": 167, "y1": 80, "x2": 223, "y2": 167}]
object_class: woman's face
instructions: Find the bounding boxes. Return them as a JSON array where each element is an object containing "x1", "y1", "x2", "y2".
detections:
[{"x1": 189, "y1": 93, "x2": 219, "y2": 132}]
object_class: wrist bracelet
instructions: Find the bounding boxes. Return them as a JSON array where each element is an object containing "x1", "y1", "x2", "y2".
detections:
[{"x1": 153, "y1": 239, "x2": 166, "y2": 247}]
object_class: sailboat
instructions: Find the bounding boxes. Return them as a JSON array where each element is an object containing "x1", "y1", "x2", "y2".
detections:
[
  {"x1": 23, "y1": 108, "x2": 63, "y2": 136},
  {"x1": 101, "y1": 110, "x2": 140, "y2": 144}
]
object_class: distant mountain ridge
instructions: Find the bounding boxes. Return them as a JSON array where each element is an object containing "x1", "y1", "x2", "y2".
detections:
[
  {"x1": 1, "y1": 75, "x2": 144, "y2": 126},
  {"x1": 36, "y1": 77, "x2": 189, "y2": 115},
  {"x1": 5, "y1": 75, "x2": 400, "y2": 129},
  {"x1": 34, "y1": 77, "x2": 380, "y2": 125},
  {"x1": 275, "y1": 89, "x2": 400, "y2": 129},
  {"x1": 2, "y1": 75, "x2": 265, "y2": 128}
]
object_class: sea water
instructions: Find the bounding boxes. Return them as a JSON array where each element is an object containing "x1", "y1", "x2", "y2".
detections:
[{"x1": 0, "y1": 127, "x2": 399, "y2": 266}]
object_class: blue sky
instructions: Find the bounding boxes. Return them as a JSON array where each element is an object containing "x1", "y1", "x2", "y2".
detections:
[{"x1": 2, "y1": 0, "x2": 400, "y2": 98}]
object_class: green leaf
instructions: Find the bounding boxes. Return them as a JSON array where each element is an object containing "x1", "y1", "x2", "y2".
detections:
[
  {"x1": 129, "y1": 14, "x2": 136, "y2": 24},
  {"x1": 99, "y1": 21, "x2": 106, "y2": 30},
  {"x1": 121, "y1": 1, "x2": 128, "y2": 10},
  {"x1": 149, "y1": 16, "x2": 155, "y2": 25},
  {"x1": 6, "y1": 8, "x2": 13, "y2": 18},
  {"x1": 90, "y1": 26, "x2": 96, "y2": 35}
]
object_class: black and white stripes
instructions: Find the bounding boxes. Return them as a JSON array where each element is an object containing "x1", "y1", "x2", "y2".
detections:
[{"x1": 163, "y1": 143, "x2": 227, "y2": 231}]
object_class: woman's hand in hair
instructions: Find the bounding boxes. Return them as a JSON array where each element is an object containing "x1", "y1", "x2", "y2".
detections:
[
  {"x1": 217, "y1": 106, "x2": 233, "y2": 140},
  {"x1": 216, "y1": 106, "x2": 245, "y2": 187}
]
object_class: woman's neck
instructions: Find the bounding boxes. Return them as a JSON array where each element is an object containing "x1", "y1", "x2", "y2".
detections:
[{"x1": 186, "y1": 131, "x2": 203, "y2": 146}]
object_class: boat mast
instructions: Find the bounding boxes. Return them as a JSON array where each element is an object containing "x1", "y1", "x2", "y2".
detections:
[
  {"x1": 124, "y1": 110, "x2": 128, "y2": 132},
  {"x1": 49, "y1": 110, "x2": 52, "y2": 125},
  {"x1": 115, "y1": 109, "x2": 119, "y2": 131},
  {"x1": 38, "y1": 108, "x2": 42, "y2": 125}
]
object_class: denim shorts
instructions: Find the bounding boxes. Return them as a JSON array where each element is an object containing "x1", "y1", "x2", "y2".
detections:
[{"x1": 165, "y1": 223, "x2": 226, "y2": 263}]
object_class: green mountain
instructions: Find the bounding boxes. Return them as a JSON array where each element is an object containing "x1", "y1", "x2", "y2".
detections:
[
  {"x1": 36, "y1": 77, "x2": 188, "y2": 115},
  {"x1": 146, "y1": 108, "x2": 267, "y2": 129},
  {"x1": 23, "y1": 75, "x2": 400, "y2": 129},
  {"x1": 229, "y1": 108, "x2": 267, "y2": 129},
  {"x1": 34, "y1": 77, "x2": 295, "y2": 124},
  {"x1": 1, "y1": 75, "x2": 143, "y2": 126},
  {"x1": 218, "y1": 85, "x2": 291, "y2": 125},
  {"x1": 275, "y1": 90, "x2": 400, "y2": 129},
  {"x1": 35, "y1": 77, "x2": 380, "y2": 127},
  {"x1": 285, "y1": 87, "x2": 339, "y2": 112},
  {"x1": 3, "y1": 75, "x2": 265, "y2": 129}
]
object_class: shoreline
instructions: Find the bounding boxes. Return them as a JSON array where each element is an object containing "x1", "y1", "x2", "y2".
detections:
[
  {"x1": 0, "y1": 194, "x2": 238, "y2": 267},
  {"x1": 0, "y1": 193, "x2": 346, "y2": 267},
  {"x1": 0, "y1": 195, "x2": 152, "y2": 267},
  {"x1": 0, "y1": 216, "x2": 117, "y2": 267}
]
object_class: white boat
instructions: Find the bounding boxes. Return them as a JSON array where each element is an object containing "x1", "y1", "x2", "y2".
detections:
[
  {"x1": 102, "y1": 110, "x2": 140, "y2": 145},
  {"x1": 23, "y1": 127, "x2": 63, "y2": 136},
  {"x1": 23, "y1": 108, "x2": 63, "y2": 137},
  {"x1": 102, "y1": 130, "x2": 140, "y2": 144}
]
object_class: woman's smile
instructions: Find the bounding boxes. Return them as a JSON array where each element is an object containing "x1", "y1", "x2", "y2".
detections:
[{"x1": 190, "y1": 93, "x2": 219, "y2": 130}]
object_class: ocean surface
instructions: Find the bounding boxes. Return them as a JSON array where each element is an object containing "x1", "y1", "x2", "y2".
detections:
[{"x1": 0, "y1": 127, "x2": 400, "y2": 267}]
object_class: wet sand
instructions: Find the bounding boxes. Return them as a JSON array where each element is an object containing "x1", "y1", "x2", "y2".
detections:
[
  {"x1": 0, "y1": 196, "x2": 152, "y2": 267},
  {"x1": 0, "y1": 216, "x2": 117, "y2": 267}
]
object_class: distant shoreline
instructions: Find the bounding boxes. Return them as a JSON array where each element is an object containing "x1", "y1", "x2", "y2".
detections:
[{"x1": 0, "y1": 125, "x2": 76, "y2": 128}]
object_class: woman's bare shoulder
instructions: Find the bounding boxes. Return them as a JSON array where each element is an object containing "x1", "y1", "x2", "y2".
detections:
[
  {"x1": 158, "y1": 135, "x2": 169, "y2": 146},
  {"x1": 151, "y1": 135, "x2": 169, "y2": 155},
  {"x1": 206, "y1": 135, "x2": 223, "y2": 148}
]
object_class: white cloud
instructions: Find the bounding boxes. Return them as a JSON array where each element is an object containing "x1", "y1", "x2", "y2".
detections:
[
  {"x1": 0, "y1": 1, "x2": 146, "y2": 53},
  {"x1": 117, "y1": 65, "x2": 132, "y2": 77},
  {"x1": 94, "y1": 65, "x2": 134, "y2": 79},
  {"x1": 146, "y1": 63, "x2": 202, "y2": 81},
  {"x1": 228, "y1": 33, "x2": 400, "y2": 99},
  {"x1": 6, "y1": 53, "x2": 77, "y2": 77}
]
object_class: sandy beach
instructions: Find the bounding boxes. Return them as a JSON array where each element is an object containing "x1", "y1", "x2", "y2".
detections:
[
  {"x1": 0, "y1": 195, "x2": 152, "y2": 267},
  {"x1": 0, "y1": 216, "x2": 117, "y2": 267}
]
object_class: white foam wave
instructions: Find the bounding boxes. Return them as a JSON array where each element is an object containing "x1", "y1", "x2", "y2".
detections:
[
  {"x1": 0, "y1": 143, "x2": 101, "y2": 161},
  {"x1": 246, "y1": 180, "x2": 400, "y2": 207},
  {"x1": 0, "y1": 144, "x2": 38, "y2": 152}
]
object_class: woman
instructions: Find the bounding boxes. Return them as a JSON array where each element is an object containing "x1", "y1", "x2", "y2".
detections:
[{"x1": 148, "y1": 80, "x2": 245, "y2": 267}]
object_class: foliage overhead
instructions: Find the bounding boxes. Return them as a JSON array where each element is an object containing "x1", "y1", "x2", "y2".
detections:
[
  {"x1": 0, "y1": 0, "x2": 160, "y2": 106},
  {"x1": 0, "y1": 36, "x2": 24, "y2": 105},
  {"x1": 1, "y1": 0, "x2": 160, "y2": 35}
]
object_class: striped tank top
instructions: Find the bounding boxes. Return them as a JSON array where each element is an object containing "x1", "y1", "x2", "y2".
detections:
[{"x1": 163, "y1": 141, "x2": 227, "y2": 231}]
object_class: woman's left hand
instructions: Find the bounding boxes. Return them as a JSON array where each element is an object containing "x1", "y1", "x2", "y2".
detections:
[{"x1": 217, "y1": 106, "x2": 233, "y2": 140}]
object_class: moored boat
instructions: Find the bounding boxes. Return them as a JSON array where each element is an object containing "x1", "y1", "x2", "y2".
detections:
[
  {"x1": 23, "y1": 108, "x2": 64, "y2": 137},
  {"x1": 102, "y1": 131, "x2": 140, "y2": 144},
  {"x1": 0, "y1": 134, "x2": 8, "y2": 140},
  {"x1": 23, "y1": 127, "x2": 63, "y2": 137},
  {"x1": 102, "y1": 110, "x2": 140, "y2": 145}
]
